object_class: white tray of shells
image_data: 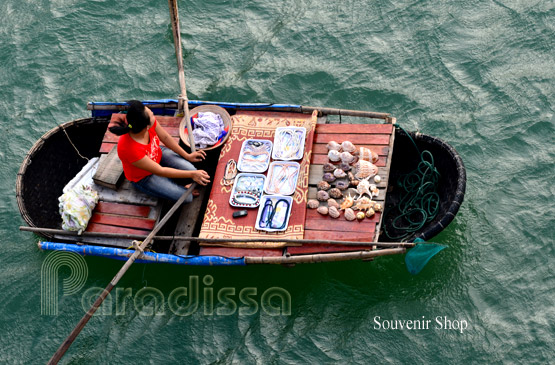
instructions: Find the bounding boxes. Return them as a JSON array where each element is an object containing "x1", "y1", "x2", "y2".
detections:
[
  {"x1": 264, "y1": 161, "x2": 300, "y2": 196},
  {"x1": 272, "y1": 127, "x2": 307, "y2": 161},
  {"x1": 237, "y1": 139, "x2": 273, "y2": 173}
]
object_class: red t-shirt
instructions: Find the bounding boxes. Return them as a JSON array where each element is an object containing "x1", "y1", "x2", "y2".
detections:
[{"x1": 117, "y1": 120, "x2": 162, "y2": 182}]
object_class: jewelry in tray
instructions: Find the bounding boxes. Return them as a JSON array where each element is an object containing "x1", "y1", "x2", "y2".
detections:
[
  {"x1": 229, "y1": 173, "x2": 266, "y2": 208},
  {"x1": 221, "y1": 159, "x2": 237, "y2": 186},
  {"x1": 272, "y1": 127, "x2": 307, "y2": 160},
  {"x1": 255, "y1": 195, "x2": 293, "y2": 232},
  {"x1": 237, "y1": 139, "x2": 273, "y2": 173},
  {"x1": 264, "y1": 161, "x2": 300, "y2": 196}
]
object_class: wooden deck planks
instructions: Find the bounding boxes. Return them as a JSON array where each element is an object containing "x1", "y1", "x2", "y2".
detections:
[{"x1": 294, "y1": 122, "x2": 395, "y2": 255}]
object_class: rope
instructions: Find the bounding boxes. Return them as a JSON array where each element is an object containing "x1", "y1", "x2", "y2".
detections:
[
  {"x1": 60, "y1": 124, "x2": 89, "y2": 161},
  {"x1": 384, "y1": 125, "x2": 440, "y2": 241}
]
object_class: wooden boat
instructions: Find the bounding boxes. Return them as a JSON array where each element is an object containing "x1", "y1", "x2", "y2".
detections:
[{"x1": 16, "y1": 99, "x2": 465, "y2": 266}]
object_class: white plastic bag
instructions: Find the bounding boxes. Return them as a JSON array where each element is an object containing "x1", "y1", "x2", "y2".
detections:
[{"x1": 58, "y1": 185, "x2": 99, "y2": 234}]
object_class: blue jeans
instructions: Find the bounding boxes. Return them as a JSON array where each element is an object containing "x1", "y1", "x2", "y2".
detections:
[{"x1": 132, "y1": 147, "x2": 197, "y2": 202}]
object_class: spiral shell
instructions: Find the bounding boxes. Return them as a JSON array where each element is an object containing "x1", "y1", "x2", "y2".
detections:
[
  {"x1": 328, "y1": 188, "x2": 343, "y2": 199},
  {"x1": 374, "y1": 175, "x2": 381, "y2": 184},
  {"x1": 307, "y1": 199, "x2": 320, "y2": 209},
  {"x1": 328, "y1": 150, "x2": 341, "y2": 162},
  {"x1": 340, "y1": 193, "x2": 355, "y2": 210},
  {"x1": 335, "y1": 180, "x2": 349, "y2": 191},
  {"x1": 356, "y1": 211, "x2": 366, "y2": 220},
  {"x1": 341, "y1": 141, "x2": 356, "y2": 153},
  {"x1": 317, "y1": 206, "x2": 329, "y2": 216},
  {"x1": 323, "y1": 162, "x2": 336, "y2": 172},
  {"x1": 317, "y1": 190, "x2": 330, "y2": 202},
  {"x1": 340, "y1": 151, "x2": 356, "y2": 164},
  {"x1": 317, "y1": 180, "x2": 331, "y2": 191},
  {"x1": 354, "y1": 160, "x2": 379, "y2": 179},
  {"x1": 365, "y1": 207, "x2": 375, "y2": 218},
  {"x1": 373, "y1": 203, "x2": 383, "y2": 212},
  {"x1": 344, "y1": 208, "x2": 356, "y2": 221},
  {"x1": 328, "y1": 206, "x2": 340, "y2": 219},
  {"x1": 333, "y1": 168, "x2": 347, "y2": 178},
  {"x1": 348, "y1": 171, "x2": 359, "y2": 187},
  {"x1": 323, "y1": 172, "x2": 336, "y2": 183},
  {"x1": 327, "y1": 198, "x2": 340, "y2": 209},
  {"x1": 326, "y1": 141, "x2": 342, "y2": 151}
]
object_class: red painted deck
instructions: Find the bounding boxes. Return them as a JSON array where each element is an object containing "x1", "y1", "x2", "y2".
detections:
[
  {"x1": 198, "y1": 118, "x2": 394, "y2": 258},
  {"x1": 86, "y1": 201, "x2": 157, "y2": 236},
  {"x1": 288, "y1": 122, "x2": 394, "y2": 255}
]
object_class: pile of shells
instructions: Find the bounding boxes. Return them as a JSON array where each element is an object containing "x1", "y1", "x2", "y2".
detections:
[{"x1": 311, "y1": 140, "x2": 383, "y2": 221}]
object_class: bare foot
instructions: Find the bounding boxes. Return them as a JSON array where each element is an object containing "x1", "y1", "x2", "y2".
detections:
[{"x1": 185, "y1": 184, "x2": 200, "y2": 197}]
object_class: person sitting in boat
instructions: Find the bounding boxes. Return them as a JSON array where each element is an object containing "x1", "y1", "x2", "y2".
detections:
[{"x1": 109, "y1": 100, "x2": 210, "y2": 202}]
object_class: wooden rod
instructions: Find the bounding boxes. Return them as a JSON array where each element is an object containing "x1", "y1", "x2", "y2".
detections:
[
  {"x1": 86, "y1": 103, "x2": 390, "y2": 121},
  {"x1": 47, "y1": 186, "x2": 195, "y2": 364},
  {"x1": 301, "y1": 106, "x2": 390, "y2": 120},
  {"x1": 168, "y1": 0, "x2": 196, "y2": 152},
  {"x1": 21, "y1": 226, "x2": 415, "y2": 248},
  {"x1": 244, "y1": 247, "x2": 406, "y2": 265}
]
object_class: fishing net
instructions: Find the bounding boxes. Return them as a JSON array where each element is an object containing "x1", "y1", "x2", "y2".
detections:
[{"x1": 405, "y1": 238, "x2": 447, "y2": 274}]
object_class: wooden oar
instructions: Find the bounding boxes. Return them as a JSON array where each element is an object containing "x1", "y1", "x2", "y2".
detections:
[
  {"x1": 48, "y1": 1, "x2": 197, "y2": 363},
  {"x1": 47, "y1": 187, "x2": 194, "y2": 364}
]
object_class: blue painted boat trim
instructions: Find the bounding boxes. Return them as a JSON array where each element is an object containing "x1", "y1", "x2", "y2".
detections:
[
  {"x1": 89, "y1": 99, "x2": 302, "y2": 117},
  {"x1": 38, "y1": 242, "x2": 246, "y2": 266}
]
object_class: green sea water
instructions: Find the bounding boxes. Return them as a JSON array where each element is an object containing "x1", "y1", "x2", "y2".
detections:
[{"x1": 1, "y1": 0, "x2": 553, "y2": 363}]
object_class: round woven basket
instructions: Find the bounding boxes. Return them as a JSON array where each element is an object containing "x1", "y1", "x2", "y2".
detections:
[{"x1": 179, "y1": 105, "x2": 232, "y2": 151}]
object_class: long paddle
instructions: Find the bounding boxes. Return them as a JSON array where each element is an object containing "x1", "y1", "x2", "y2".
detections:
[{"x1": 48, "y1": 1, "x2": 196, "y2": 363}]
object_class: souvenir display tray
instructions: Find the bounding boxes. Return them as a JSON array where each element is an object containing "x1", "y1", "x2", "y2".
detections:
[
  {"x1": 264, "y1": 161, "x2": 300, "y2": 196},
  {"x1": 237, "y1": 139, "x2": 273, "y2": 173},
  {"x1": 229, "y1": 173, "x2": 266, "y2": 208},
  {"x1": 255, "y1": 195, "x2": 293, "y2": 232},
  {"x1": 272, "y1": 127, "x2": 307, "y2": 161}
]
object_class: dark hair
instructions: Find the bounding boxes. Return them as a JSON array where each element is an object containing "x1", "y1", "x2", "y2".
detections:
[{"x1": 108, "y1": 100, "x2": 150, "y2": 136}]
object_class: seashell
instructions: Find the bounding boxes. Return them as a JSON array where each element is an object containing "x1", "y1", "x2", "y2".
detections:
[
  {"x1": 323, "y1": 172, "x2": 336, "y2": 183},
  {"x1": 341, "y1": 141, "x2": 356, "y2": 153},
  {"x1": 317, "y1": 190, "x2": 330, "y2": 202},
  {"x1": 335, "y1": 180, "x2": 349, "y2": 191},
  {"x1": 365, "y1": 207, "x2": 375, "y2": 218},
  {"x1": 355, "y1": 147, "x2": 379, "y2": 164},
  {"x1": 373, "y1": 203, "x2": 383, "y2": 212},
  {"x1": 328, "y1": 150, "x2": 341, "y2": 162},
  {"x1": 328, "y1": 206, "x2": 340, "y2": 219},
  {"x1": 374, "y1": 175, "x2": 381, "y2": 184},
  {"x1": 339, "y1": 162, "x2": 351, "y2": 171},
  {"x1": 344, "y1": 208, "x2": 356, "y2": 221},
  {"x1": 339, "y1": 193, "x2": 355, "y2": 210},
  {"x1": 323, "y1": 162, "x2": 336, "y2": 172},
  {"x1": 353, "y1": 196, "x2": 373, "y2": 211},
  {"x1": 333, "y1": 169, "x2": 347, "y2": 178},
  {"x1": 354, "y1": 160, "x2": 379, "y2": 179},
  {"x1": 327, "y1": 198, "x2": 340, "y2": 209},
  {"x1": 317, "y1": 206, "x2": 329, "y2": 216},
  {"x1": 356, "y1": 211, "x2": 366, "y2": 220},
  {"x1": 307, "y1": 199, "x2": 319, "y2": 209},
  {"x1": 348, "y1": 172, "x2": 359, "y2": 187},
  {"x1": 356, "y1": 179, "x2": 372, "y2": 197},
  {"x1": 340, "y1": 151, "x2": 356, "y2": 164},
  {"x1": 370, "y1": 184, "x2": 379, "y2": 197},
  {"x1": 328, "y1": 188, "x2": 343, "y2": 199},
  {"x1": 317, "y1": 180, "x2": 331, "y2": 191},
  {"x1": 326, "y1": 141, "x2": 342, "y2": 151}
]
